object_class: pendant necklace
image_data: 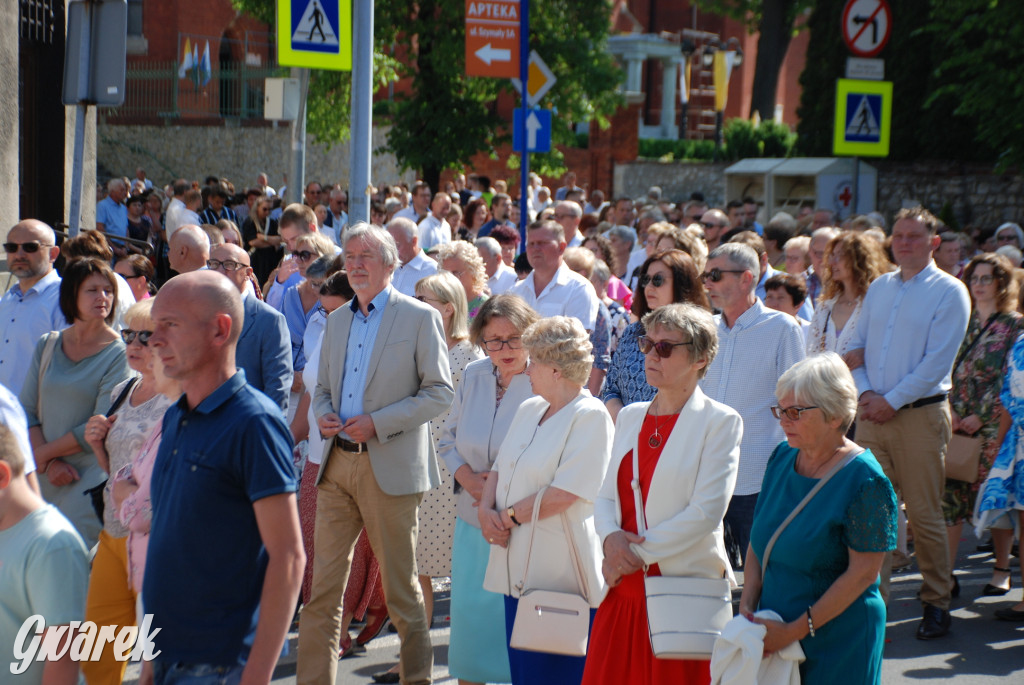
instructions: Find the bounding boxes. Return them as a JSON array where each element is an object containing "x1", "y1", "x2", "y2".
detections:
[{"x1": 648, "y1": 400, "x2": 663, "y2": 448}]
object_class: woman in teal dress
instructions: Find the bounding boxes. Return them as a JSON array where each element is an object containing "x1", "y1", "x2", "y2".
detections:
[{"x1": 740, "y1": 353, "x2": 897, "y2": 684}]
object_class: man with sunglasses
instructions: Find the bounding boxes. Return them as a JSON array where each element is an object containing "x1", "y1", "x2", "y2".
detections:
[
  {"x1": 699, "y1": 209, "x2": 730, "y2": 252},
  {"x1": 208, "y1": 243, "x2": 292, "y2": 412},
  {"x1": 699, "y1": 242, "x2": 805, "y2": 570},
  {"x1": 0, "y1": 220, "x2": 65, "y2": 395}
]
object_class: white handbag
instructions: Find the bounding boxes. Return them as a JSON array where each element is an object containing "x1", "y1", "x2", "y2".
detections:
[
  {"x1": 509, "y1": 486, "x2": 592, "y2": 657},
  {"x1": 630, "y1": 427, "x2": 732, "y2": 660}
]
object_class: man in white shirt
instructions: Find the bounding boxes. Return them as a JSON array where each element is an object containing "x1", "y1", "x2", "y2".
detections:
[
  {"x1": 163, "y1": 179, "x2": 191, "y2": 239},
  {"x1": 845, "y1": 207, "x2": 970, "y2": 640},
  {"x1": 257, "y1": 172, "x2": 277, "y2": 197},
  {"x1": 388, "y1": 217, "x2": 438, "y2": 297},
  {"x1": 476, "y1": 237, "x2": 517, "y2": 295},
  {"x1": 324, "y1": 189, "x2": 348, "y2": 244},
  {"x1": 0, "y1": 220, "x2": 65, "y2": 395},
  {"x1": 552, "y1": 201, "x2": 584, "y2": 247},
  {"x1": 699, "y1": 242, "x2": 805, "y2": 569},
  {"x1": 417, "y1": 193, "x2": 452, "y2": 251},
  {"x1": 511, "y1": 220, "x2": 598, "y2": 331},
  {"x1": 394, "y1": 181, "x2": 431, "y2": 224},
  {"x1": 168, "y1": 224, "x2": 211, "y2": 274}
]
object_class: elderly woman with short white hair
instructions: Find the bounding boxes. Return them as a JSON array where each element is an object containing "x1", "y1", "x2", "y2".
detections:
[
  {"x1": 480, "y1": 316, "x2": 613, "y2": 685},
  {"x1": 583, "y1": 303, "x2": 741, "y2": 685},
  {"x1": 740, "y1": 353, "x2": 897, "y2": 684},
  {"x1": 437, "y1": 240, "x2": 490, "y2": 320}
]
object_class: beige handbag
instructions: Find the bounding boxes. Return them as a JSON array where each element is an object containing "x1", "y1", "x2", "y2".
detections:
[
  {"x1": 945, "y1": 432, "x2": 982, "y2": 483},
  {"x1": 631, "y1": 428, "x2": 731, "y2": 660},
  {"x1": 509, "y1": 486, "x2": 592, "y2": 657}
]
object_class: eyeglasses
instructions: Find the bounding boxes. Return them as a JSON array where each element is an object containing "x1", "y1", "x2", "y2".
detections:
[
  {"x1": 415, "y1": 294, "x2": 443, "y2": 305},
  {"x1": 968, "y1": 274, "x2": 995, "y2": 285},
  {"x1": 3, "y1": 241, "x2": 52, "y2": 254},
  {"x1": 638, "y1": 273, "x2": 667, "y2": 288},
  {"x1": 700, "y1": 268, "x2": 746, "y2": 283},
  {"x1": 700, "y1": 221, "x2": 725, "y2": 230},
  {"x1": 637, "y1": 335, "x2": 693, "y2": 358},
  {"x1": 770, "y1": 405, "x2": 819, "y2": 421},
  {"x1": 481, "y1": 336, "x2": 522, "y2": 352},
  {"x1": 553, "y1": 213, "x2": 574, "y2": 220},
  {"x1": 206, "y1": 259, "x2": 249, "y2": 271},
  {"x1": 121, "y1": 329, "x2": 153, "y2": 346},
  {"x1": 292, "y1": 250, "x2": 316, "y2": 262}
]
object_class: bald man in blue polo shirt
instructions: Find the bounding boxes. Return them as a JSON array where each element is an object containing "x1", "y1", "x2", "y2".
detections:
[{"x1": 142, "y1": 271, "x2": 304, "y2": 684}]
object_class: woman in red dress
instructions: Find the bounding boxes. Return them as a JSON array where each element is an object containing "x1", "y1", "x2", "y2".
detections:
[{"x1": 583, "y1": 303, "x2": 742, "y2": 685}]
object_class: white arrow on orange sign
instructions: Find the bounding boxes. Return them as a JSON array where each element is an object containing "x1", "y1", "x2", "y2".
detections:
[{"x1": 476, "y1": 43, "x2": 511, "y2": 65}]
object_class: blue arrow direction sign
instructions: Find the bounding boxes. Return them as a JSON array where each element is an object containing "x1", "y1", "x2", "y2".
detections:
[{"x1": 512, "y1": 109, "x2": 551, "y2": 153}]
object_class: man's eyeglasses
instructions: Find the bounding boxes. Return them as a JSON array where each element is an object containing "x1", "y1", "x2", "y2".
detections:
[
  {"x1": 639, "y1": 273, "x2": 668, "y2": 288},
  {"x1": 700, "y1": 268, "x2": 745, "y2": 283},
  {"x1": 637, "y1": 335, "x2": 693, "y2": 359},
  {"x1": 770, "y1": 405, "x2": 819, "y2": 421},
  {"x1": 292, "y1": 250, "x2": 316, "y2": 262},
  {"x1": 481, "y1": 337, "x2": 522, "y2": 352},
  {"x1": 700, "y1": 222, "x2": 725, "y2": 230},
  {"x1": 3, "y1": 241, "x2": 52, "y2": 254},
  {"x1": 121, "y1": 329, "x2": 153, "y2": 346},
  {"x1": 206, "y1": 259, "x2": 249, "y2": 271}
]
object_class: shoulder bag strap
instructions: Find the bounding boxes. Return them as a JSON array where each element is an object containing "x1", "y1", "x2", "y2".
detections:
[
  {"x1": 760, "y1": 449, "x2": 861, "y2": 573},
  {"x1": 515, "y1": 485, "x2": 590, "y2": 599},
  {"x1": 106, "y1": 376, "x2": 140, "y2": 418},
  {"x1": 954, "y1": 314, "x2": 998, "y2": 374}
]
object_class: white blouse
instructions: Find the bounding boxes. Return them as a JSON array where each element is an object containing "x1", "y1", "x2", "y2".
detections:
[
  {"x1": 806, "y1": 295, "x2": 865, "y2": 356},
  {"x1": 483, "y1": 394, "x2": 613, "y2": 607}
]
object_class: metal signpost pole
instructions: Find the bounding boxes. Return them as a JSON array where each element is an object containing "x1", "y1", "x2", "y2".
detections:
[
  {"x1": 518, "y1": 0, "x2": 529, "y2": 246},
  {"x1": 349, "y1": 0, "x2": 372, "y2": 225},
  {"x1": 68, "y1": 2, "x2": 95, "y2": 237}
]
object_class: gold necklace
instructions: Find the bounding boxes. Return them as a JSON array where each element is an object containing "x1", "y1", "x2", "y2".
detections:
[{"x1": 800, "y1": 442, "x2": 845, "y2": 478}]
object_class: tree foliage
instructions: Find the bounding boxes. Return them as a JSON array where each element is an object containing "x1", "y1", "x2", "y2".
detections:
[{"x1": 231, "y1": 0, "x2": 623, "y2": 187}]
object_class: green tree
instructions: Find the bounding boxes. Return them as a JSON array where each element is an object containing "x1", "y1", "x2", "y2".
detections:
[
  {"x1": 696, "y1": 0, "x2": 814, "y2": 123},
  {"x1": 232, "y1": 0, "x2": 623, "y2": 190}
]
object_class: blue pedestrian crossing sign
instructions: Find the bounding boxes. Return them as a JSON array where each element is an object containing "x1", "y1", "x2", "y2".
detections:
[
  {"x1": 278, "y1": 0, "x2": 351, "y2": 70},
  {"x1": 833, "y1": 78, "x2": 892, "y2": 156},
  {"x1": 512, "y1": 109, "x2": 552, "y2": 153}
]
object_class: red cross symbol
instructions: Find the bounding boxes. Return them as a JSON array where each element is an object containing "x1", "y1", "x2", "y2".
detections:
[{"x1": 838, "y1": 185, "x2": 853, "y2": 207}]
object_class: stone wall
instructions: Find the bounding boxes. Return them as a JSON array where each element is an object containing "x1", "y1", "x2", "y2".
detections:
[
  {"x1": 96, "y1": 123, "x2": 415, "y2": 193},
  {"x1": 614, "y1": 159, "x2": 1024, "y2": 229}
]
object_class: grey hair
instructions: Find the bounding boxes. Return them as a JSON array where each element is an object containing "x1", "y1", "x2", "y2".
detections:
[
  {"x1": 341, "y1": 222, "x2": 399, "y2": 270},
  {"x1": 776, "y1": 352, "x2": 858, "y2": 432},
  {"x1": 591, "y1": 259, "x2": 611, "y2": 288},
  {"x1": 107, "y1": 178, "x2": 127, "y2": 192},
  {"x1": 708, "y1": 242, "x2": 759, "y2": 291},
  {"x1": 810, "y1": 226, "x2": 840, "y2": 242},
  {"x1": 386, "y1": 216, "x2": 418, "y2": 241},
  {"x1": 522, "y1": 315, "x2": 594, "y2": 387},
  {"x1": 996, "y1": 222, "x2": 1024, "y2": 249},
  {"x1": 606, "y1": 225, "x2": 637, "y2": 251},
  {"x1": 436, "y1": 240, "x2": 488, "y2": 294},
  {"x1": 640, "y1": 207, "x2": 667, "y2": 223},
  {"x1": 305, "y1": 254, "x2": 334, "y2": 280},
  {"x1": 996, "y1": 245, "x2": 1023, "y2": 268},
  {"x1": 641, "y1": 303, "x2": 718, "y2": 379},
  {"x1": 555, "y1": 201, "x2": 582, "y2": 219},
  {"x1": 475, "y1": 236, "x2": 502, "y2": 257}
]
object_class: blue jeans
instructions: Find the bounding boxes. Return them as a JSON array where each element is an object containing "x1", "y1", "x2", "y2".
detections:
[{"x1": 152, "y1": 661, "x2": 244, "y2": 685}]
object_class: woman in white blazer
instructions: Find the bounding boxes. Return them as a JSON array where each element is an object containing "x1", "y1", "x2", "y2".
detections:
[
  {"x1": 582, "y1": 303, "x2": 742, "y2": 685},
  {"x1": 480, "y1": 316, "x2": 614, "y2": 685},
  {"x1": 439, "y1": 294, "x2": 538, "y2": 685}
]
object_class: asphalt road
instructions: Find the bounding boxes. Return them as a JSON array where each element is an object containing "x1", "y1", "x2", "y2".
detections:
[{"x1": 124, "y1": 532, "x2": 1024, "y2": 684}]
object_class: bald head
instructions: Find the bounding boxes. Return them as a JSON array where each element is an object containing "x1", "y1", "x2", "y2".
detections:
[
  {"x1": 159, "y1": 271, "x2": 244, "y2": 344},
  {"x1": 168, "y1": 224, "x2": 211, "y2": 273},
  {"x1": 209, "y1": 243, "x2": 253, "y2": 293}
]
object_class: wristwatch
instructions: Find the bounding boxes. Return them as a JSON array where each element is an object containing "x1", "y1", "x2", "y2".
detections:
[{"x1": 506, "y1": 506, "x2": 522, "y2": 526}]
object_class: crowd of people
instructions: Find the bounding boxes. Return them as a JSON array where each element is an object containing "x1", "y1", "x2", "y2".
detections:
[{"x1": 3, "y1": 165, "x2": 1024, "y2": 685}]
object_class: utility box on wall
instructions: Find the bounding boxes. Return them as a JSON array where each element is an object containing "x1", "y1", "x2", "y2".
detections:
[
  {"x1": 264, "y1": 78, "x2": 300, "y2": 121},
  {"x1": 768, "y1": 158, "x2": 877, "y2": 221}
]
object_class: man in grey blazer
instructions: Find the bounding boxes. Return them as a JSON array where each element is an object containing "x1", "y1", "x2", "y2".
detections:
[
  {"x1": 296, "y1": 223, "x2": 454, "y2": 685},
  {"x1": 207, "y1": 243, "x2": 292, "y2": 413}
]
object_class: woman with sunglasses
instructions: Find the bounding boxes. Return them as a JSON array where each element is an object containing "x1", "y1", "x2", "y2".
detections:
[
  {"x1": 583, "y1": 303, "x2": 740, "y2": 685},
  {"x1": 740, "y1": 354, "x2": 896, "y2": 684},
  {"x1": 20, "y1": 258, "x2": 130, "y2": 550},
  {"x1": 114, "y1": 254, "x2": 156, "y2": 302},
  {"x1": 282, "y1": 234, "x2": 337, "y2": 412},
  {"x1": 79, "y1": 298, "x2": 176, "y2": 683},
  {"x1": 439, "y1": 294, "x2": 538, "y2": 685},
  {"x1": 602, "y1": 250, "x2": 710, "y2": 421}
]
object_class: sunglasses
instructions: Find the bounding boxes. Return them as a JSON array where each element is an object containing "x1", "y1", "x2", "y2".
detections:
[
  {"x1": 637, "y1": 335, "x2": 693, "y2": 358},
  {"x1": 292, "y1": 250, "x2": 316, "y2": 261},
  {"x1": 700, "y1": 268, "x2": 745, "y2": 283},
  {"x1": 770, "y1": 405, "x2": 819, "y2": 421},
  {"x1": 639, "y1": 273, "x2": 667, "y2": 288},
  {"x1": 206, "y1": 259, "x2": 249, "y2": 271},
  {"x1": 121, "y1": 329, "x2": 153, "y2": 346},
  {"x1": 3, "y1": 241, "x2": 52, "y2": 254}
]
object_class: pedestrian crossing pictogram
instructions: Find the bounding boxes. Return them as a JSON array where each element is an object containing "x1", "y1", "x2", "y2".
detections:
[
  {"x1": 845, "y1": 94, "x2": 881, "y2": 142},
  {"x1": 291, "y1": 0, "x2": 340, "y2": 53}
]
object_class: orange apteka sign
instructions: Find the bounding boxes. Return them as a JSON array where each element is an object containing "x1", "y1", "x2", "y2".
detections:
[{"x1": 465, "y1": 0, "x2": 520, "y2": 78}]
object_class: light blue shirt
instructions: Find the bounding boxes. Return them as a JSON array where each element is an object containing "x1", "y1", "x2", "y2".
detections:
[
  {"x1": 264, "y1": 271, "x2": 303, "y2": 311},
  {"x1": 0, "y1": 270, "x2": 65, "y2": 395},
  {"x1": 339, "y1": 286, "x2": 392, "y2": 434},
  {"x1": 700, "y1": 299, "x2": 805, "y2": 495},
  {"x1": 849, "y1": 261, "x2": 970, "y2": 410},
  {"x1": 758, "y1": 264, "x2": 814, "y2": 321},
  {"x1": 96, "y1": 196, "x2": 128, "y2": 244}
]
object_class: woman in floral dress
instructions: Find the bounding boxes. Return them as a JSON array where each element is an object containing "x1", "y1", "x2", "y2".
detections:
[{"x1": 945, "y1": 254, "x2": 1022, "y2": 596}]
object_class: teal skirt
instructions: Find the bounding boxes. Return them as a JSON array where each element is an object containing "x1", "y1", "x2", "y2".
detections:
[{"x1": 449, "y1": 517, "x2": 512, "y2": 683}]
